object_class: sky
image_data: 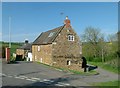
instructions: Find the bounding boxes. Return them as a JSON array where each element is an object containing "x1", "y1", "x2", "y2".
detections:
[{"x1": 2, "y1": 2, "x2": 118, "y2": 42}]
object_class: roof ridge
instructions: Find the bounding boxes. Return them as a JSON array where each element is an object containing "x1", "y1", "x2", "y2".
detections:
[
  {"x1": 51, "y1": 25, "x2": 65, "y2": 42},
  {"x1": 43, "y1": 25, "x2": 64, "y2": 33}
]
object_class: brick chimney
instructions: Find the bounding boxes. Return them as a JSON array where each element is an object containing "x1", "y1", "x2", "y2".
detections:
[{"x1": 64, "y1": 16, "x2": 71, "y2": 28}]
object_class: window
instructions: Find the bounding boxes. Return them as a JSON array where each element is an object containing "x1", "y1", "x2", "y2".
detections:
[
  {"x1": 67, "y1": 60, "x2": 71, "y2": 65},
  {"x1": 68, "y1": 35, "x2": 74, "y2": 41},
  {"x1": 40, "y1": 58, "x2": 42, "y2": 63},
  {"x1": 38, "y1": 46, "x2": 40, "y2": 51}
]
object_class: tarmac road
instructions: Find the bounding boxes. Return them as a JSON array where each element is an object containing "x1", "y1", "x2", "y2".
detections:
[{"x1": 1, "y1": 59, "x2": 119, "y2": 87}]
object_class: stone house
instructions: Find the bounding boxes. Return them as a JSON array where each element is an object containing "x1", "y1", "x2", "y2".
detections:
[
  {"x1": 16, "y1": 40, "x2": 32, "y2": 60},
  {"x1": 32, "y1": 16, "x2": 82, "y2": 71}
]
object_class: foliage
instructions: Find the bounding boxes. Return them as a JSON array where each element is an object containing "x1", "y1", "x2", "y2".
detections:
[
  {"x1": 81, "y1": 27, "x2": 106, "y2": 61},
  {"x1": 2, "y1": 42, "x2": 22, "y2": 60},
  {"x1": 10, "y1": 56, "x2": 16, "y2": 61},
  {"x1": 81, "y1": 27, "x2": 118, "y2": 63},
  {"x1": 2, "y1": 42, "x2": 22, "y2": 54}
]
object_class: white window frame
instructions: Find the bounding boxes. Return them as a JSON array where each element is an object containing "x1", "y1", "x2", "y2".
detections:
[
  {"x1": 38, "y1": 46, "x2": 40, "y2": 51},
  {"x1": 68, "y1": 35, "x2": 74, "y2": 41},
  {"x1": 40, "y1": 58, "x2": 42, "y2": 63},
  {"x1": 48, "y1": 32, "x2": 55, "y2": 37}
]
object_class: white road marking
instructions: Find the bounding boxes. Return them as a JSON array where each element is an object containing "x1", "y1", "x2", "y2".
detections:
[
  {"x1": 55, "y1": 82, "x2": 70, "y2": 86},
  {"x1": 26, "y1": 78, "x2": 33, "y2": 81},
  {"x1": 26, "y1": 78, "x2": 37, "y2": 82},
  {"x1": 2, "y1": 73, "x2": 70, "y2": 86},
  {"x1": 42, "y1": 79, "x2": 54, "y2": 84},
  {"x1": 43, "y1": 79, "x2": 50, "y2": 81},
  {"x1": 14, "y1": 76, "x2": 27, "y2": 79},
  {"x1": 49, "y1": 80, "x2": 54, "y2": 83},
  {"x1": 58, "y1": 82, "x2": 70, "y2": 86},
  {"x1": 31, "y1": 77, "x2": 40, "y2": 80},
  {"x1": 18, "y1": 76, "x2": 28, "y2": 79},
  {"x1": 39, "y1": 80, "x2": 44, "y2": 82},
  {"x1": 55, "y1": 84, "x2": 64, "y2": 86}
]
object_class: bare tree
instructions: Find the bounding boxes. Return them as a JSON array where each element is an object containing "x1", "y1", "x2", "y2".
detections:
[
  {"x1": 81, "y1": 26, "x2": 105, "y2": 61},
  {"x1": 107, "y1": 33, "x2": 118, "y2": 42}
]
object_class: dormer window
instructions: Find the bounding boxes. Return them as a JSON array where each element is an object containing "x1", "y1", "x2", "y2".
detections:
[
  {"x1": 68, "y1": 34, "x2": 74, "y2": 41},
  {"x1": 48, "y1": 32, "x2": 55, "y2": 37}
]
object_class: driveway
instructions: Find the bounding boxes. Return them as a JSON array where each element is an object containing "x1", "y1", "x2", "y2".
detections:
[{"x1": 1, "y1": 59, "x2": 119, "y2": 87}]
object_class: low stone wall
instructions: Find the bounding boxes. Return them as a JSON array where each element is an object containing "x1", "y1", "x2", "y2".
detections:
[{"x1": 52, "y1": 57, "x2": 83, "y2": 71}]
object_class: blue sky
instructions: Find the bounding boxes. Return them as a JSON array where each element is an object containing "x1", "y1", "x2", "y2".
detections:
[{"x1": 2, "y1": 2, "x2": 118, "y2": 42}]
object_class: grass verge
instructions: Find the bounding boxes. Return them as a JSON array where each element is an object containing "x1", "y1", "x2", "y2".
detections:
[
  {"x1": 88, "y1": 61, "x2": 120, "y2": 74},
  {"x1": 92, "y1": 80, "x2": 120, "y2": 87},
  {"x1": 37, "y1": 62, "x2": 99, "y2": 75}
]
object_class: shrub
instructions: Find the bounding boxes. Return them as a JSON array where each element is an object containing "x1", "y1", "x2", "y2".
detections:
[
  {"x1": 86, "y1": 57, "x2": 93, "y2": 61},
  {"x1": 10, "y1": 56, "x2": 16, "y2": 61},
  {"x1": 92, "y1": 57, "x2": 102, "y2": 62}
]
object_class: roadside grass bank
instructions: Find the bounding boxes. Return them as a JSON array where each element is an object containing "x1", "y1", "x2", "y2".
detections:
[
  {"x1": 92, "y1": 80, "x2": 120, "y2": 87},
  {"x1": 88, "y1": 60, "x2": 120, "y2": 74},
  {"x1": 37, "y1": 62, "x2": 99, "y2": 75}
]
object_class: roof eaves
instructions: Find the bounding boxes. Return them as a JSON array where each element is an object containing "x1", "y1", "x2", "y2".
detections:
[{"x1": 32, "y1": 43, "x2": 52, "y2": 45}]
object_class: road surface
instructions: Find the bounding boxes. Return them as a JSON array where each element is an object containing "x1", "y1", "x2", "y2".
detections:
[{"x1": 1, "y1": 59, "x2": 119, "y2": 87}]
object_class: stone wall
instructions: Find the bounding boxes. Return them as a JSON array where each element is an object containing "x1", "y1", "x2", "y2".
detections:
[
  {"x1": 52, "y1": 57, "x2": 83, "y2": 71},
  {"x1": 16, "y1": 49, "x2": 25, "y2": 58},
  {"x1": 52, "y1": 27, "x2": 81, "y2": 58},
  {"x1": 16, "y1": 49, "x2": 30, "y2": 59},
  {"x1": 32, "y1": 26, "x2": 82, "y2": 71},
  {"x1": 32, "y1": 44, "x2": 52, "y2": 65},
  {"x1": 51, "y1": 27, "x2": 83, "y2": 71}
]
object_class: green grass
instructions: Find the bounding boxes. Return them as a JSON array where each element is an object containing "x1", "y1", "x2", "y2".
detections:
[
  {"x1": 2, "y1": 42, "x2": 21, "y2": 54},
  {"x1": 93, "y1": 80, "x2": 120, "y2": 87},
  {"x1": 88, "y1": 61, "x2": 120, "y2": 74},
  {"x1": 2, "y1": 42, "x2": 22, "y2": 59},
  {"x1": 37, "y1": 61, "x2": 99, "y2": 75},
  {"x1": 10, "y1": 43, "x2": 21, "y2": 54}
]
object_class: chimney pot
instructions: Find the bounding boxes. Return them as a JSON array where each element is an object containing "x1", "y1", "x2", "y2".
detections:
[{"x1": 64, "y1": 16, "x2": 71, "y2": 28}]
